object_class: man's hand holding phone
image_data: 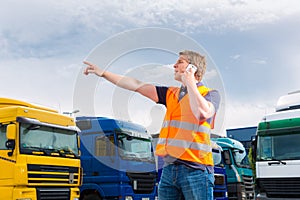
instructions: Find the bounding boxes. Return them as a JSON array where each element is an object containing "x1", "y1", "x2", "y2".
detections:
[{"x1": 186, "y1": 64, "x2": 197, "y2": 73}]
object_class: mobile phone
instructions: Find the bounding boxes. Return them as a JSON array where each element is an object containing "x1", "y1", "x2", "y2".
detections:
[{"x1": 186, "y1": 64, "x2": 197, "y2": 72}]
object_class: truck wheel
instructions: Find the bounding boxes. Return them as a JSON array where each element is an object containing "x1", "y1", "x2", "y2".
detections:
[{"x1": 83, "y1": 194, "x2": 102, "y2": 200}]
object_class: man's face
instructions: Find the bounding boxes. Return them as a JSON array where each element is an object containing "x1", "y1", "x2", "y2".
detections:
[{"x1": 173, "y1": 55, "x2": 189, "y2": 82}]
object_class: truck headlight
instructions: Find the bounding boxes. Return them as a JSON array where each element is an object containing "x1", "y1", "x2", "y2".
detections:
[
  {"x1": 73, "y1": 198, "x2": 79, "y2": 200},
  {"x1": 125, "y1": 196, "x2": 133, "y2": 200},
  {"x1": 241, "y1": 191, "x2": 246, "y2": 198},
  {"x1": 17, "y1": 199, "x2": 32, "y2": 200}
]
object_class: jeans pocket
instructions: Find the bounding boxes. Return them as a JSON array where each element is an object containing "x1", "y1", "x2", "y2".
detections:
[{"x1": 208, "y1": 173, "x2": 215, "y2": 187}]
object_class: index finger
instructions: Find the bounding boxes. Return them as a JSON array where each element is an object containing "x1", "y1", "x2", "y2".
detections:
[{"x1": 83, "y1": 60, "x2": 93, "y2": 66}]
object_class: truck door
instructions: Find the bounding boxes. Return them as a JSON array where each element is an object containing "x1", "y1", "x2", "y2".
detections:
[{"x1": 0, "y1": 124, "x2": 17, "y2": 179}]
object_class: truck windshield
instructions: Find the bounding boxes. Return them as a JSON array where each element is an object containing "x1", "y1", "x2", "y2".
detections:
[
  {"x1": 117, "y1": 133, "x2": 154, "y2": 162},
  {"x1": 20, "y1": 123, "x2": 79, "y2": 157},
  {"x1": 232, "y1": 149, "x2": 250, "y2": 167},
  {"x1": 257, "y1": 132, "x2": 300, "y2": 161},
  {"x1": 212, "y1": 148, "x2": 222, "y2": 166},
  {"x1": 0, "y1": 125, "x2": 8, "y2": 150}
]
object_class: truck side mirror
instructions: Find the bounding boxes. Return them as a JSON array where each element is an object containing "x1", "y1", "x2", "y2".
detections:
[
  {"x1": 6, "y1": 124, "x2": 16, "y2": 156},
  {"x1": 6, "y1": 124, "x2": 16, "y2": 140},
  {"x1": 77, "y1": 135, "x2": 80, "y2": 149},
  {"x1": 223, "y1": 150, "x2": 232, "y2": 165},
  {"x1": 77, "y1": 135, "x2": 81, "y2": 156},
  {"x1": 251, "y1": 136, "x2": 257, "y2": 160},
  {"x1": 6, "y1": 140, "x2": 15, "y2": 156}
]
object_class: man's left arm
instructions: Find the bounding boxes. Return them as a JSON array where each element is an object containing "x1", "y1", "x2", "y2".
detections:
[
  {"x1": 186, "y1": 83, "x2": 218, "y2": 121},
  {"x1": 181, "y1": 68, "x2": 220, "y2": 121}
]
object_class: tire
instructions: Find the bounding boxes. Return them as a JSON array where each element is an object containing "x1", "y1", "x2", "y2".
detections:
[{"x1": 83, "y1": 193, "x2": 101, "y2": 200}]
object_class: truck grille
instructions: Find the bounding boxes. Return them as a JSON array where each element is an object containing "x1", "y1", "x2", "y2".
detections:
[
  {"x1": 215, "y1": 173, "x2": 226, "y2": 185},
  {"x1": 126, "y1": 172, "x2": 157, "y2": 194},
  {"x1": 37, "y1": 187, "x2": 70, "y2": 200},
  {"x1": 214, "y1": 173, "x2": 227, "y2": 198},
  {"x1": 258, "y1": 177, "x2": 300, "y2": 198},
  {"x1": 242, "y1": 175, "x2": 255, "y2": 200},
  {"x1": 27, "y1": 164, "x2": 79, "y2": 185}
]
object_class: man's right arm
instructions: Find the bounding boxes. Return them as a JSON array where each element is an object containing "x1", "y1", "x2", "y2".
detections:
[{"x1": 83, "y1": 61, "x2": 159, "y2": 102}]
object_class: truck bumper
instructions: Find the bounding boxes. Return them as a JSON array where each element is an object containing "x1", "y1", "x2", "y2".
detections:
[
  {"x1": 256, "y1": 193, "x2": 299, "y2": 200},
  {"x1": 10, "y1": 187, "x2": 80, "y2": 200}
]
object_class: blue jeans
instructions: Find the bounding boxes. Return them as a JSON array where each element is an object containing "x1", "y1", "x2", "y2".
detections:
[{"x1": 158, "y1": 164, "x2": 214, "y2": 200}]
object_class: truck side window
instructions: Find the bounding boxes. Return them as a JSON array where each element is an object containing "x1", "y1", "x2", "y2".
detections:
[
  {"x1": 0, "y1": 125, "x2": 8, "y2": 149},
  {"x1": 95, "y1": 135, "x2": 115, "y2": 156},
  {"x1": 223, "y1": 150, "x2": 232, "y2": 165}
]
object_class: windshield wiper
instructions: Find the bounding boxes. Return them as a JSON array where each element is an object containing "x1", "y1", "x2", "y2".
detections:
[
  {"x1": 139, "y1": 157, "x2": 155, "y2": 163},
  {"x1": 123, "y1": 152, "x2": 138, "y2": 158},
  {"x1": 268, "y1": 159, "x2": 286, "y2": 165},
  {"x1": 22, "y1": 146, "x2": 50, "y2": 155},
  {"x1": 55, "y1": 148, "x2": 78, "y2": 158},
  {"x1": 21, "y1": 146, "x2": 78, "y2": 158},
  {"x1": 120, "y1": 153, "x2": 145, "y2": 162}
]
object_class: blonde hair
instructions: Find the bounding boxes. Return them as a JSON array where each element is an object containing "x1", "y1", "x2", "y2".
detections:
[{"x1": 179, "y1": 50, "x2": 206, "y2": 81}]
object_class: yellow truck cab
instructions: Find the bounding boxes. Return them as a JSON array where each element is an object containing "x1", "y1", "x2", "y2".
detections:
[{"x1": 0, "y1": 97, "x2": 81, "y2": 200}]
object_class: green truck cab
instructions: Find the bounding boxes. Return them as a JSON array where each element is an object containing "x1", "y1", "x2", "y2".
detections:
[{"x1": 253, "y1": 91, "x2": 300, "y2": 199}]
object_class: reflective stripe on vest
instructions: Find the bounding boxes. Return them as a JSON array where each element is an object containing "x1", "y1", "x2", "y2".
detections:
[
  {"x1": 157, "y1": 138, "x2": 212, "y2": 153},
  {"x1": 161, "y1": 120, "x2": 210, "y2": 133}
]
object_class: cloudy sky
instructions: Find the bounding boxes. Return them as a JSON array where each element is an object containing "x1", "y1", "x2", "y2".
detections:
[{"x1": 1, "y1": 0, "x2": 300, "y2": 135}]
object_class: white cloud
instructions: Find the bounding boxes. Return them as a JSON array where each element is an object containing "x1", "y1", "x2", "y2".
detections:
[
  {"x1": 0, "y1": 0, "x2": 299, "y2": 61},
  {"x1": 224, "y1": 100, "x2": 275, "y2": 129},
  {"x1": 205, "y1": 69, "x2": 219, "y2": 80},
  {"x1": 252, "y1": 59, "x2": 267, "y2": 65},
  {"x1": 231, "y1": 54, "x2": 241, "y2": 60},
  {"x1": 2, "y1": 0, "x2": 300, "y2": 50},
  {"x1": 1, "y1": 1, "x2": 67, "y2": 43},
  {"x1": 278, "y1": 50, "x2": 300, "y2": 94},
  {"x1": 0, "y1": 57, "x2": 82, "y2": 111}
]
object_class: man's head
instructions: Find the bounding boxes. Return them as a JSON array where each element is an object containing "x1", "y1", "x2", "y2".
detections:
[{"x1": 179, "y1": 50, "x2": 206, "y2": 81}]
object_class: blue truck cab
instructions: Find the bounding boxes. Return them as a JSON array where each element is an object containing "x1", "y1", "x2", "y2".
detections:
[
  {"x1": 76, "y1": 116, "x2": 158, "y2": 200},
  {"x1": 212, "y1": 143, "x2": 228, "y2": 200}
]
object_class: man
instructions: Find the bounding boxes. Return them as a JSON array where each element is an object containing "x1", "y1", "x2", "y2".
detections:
[{"x1": 83, "y1": 50, "x2": 220, "y2": 200}]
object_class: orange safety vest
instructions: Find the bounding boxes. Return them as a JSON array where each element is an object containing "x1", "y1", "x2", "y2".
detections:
[{"x1": 155, "y1": 85, "x2": 214, "y2": 166}]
